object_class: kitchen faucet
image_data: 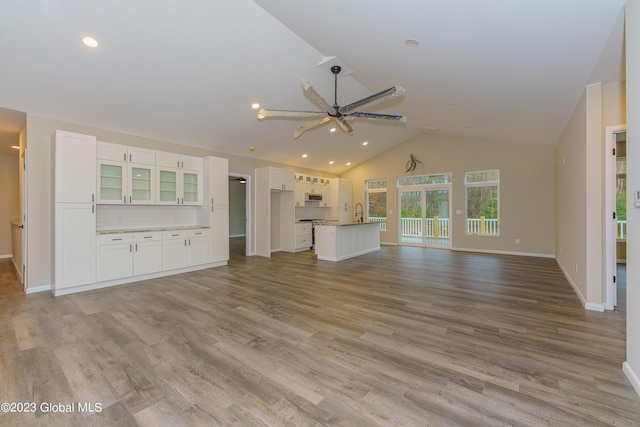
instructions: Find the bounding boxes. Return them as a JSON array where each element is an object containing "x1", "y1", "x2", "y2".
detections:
[{"x1": 355, "y1": 203, "x2": 364, "y2": 223}]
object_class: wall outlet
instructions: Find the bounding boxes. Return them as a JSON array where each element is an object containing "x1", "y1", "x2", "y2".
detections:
[{"x1": 515, "y1": 238, "x2": 520, "y2": 244}]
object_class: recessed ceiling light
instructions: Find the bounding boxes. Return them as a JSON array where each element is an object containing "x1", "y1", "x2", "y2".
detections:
[
  {"x1": 329, "y1": 161, "x2": 334, "y2": 165},
  {"x1": 251, "y1": 103, "x2": 260, "y2": 109},
  {"x1": 346, "y1": 162, "x2": 351, "y2": 166},
  {"x1": 362, "y1": 141, "x2": 368, "y2": 146},
  {"x1": 11, "y1": 145, "x2": 20, "y2": 149},
  {"x1": 302, "y1": 154, "x2": 308, "y2": 158},
  {"x1": 82, "y1": 36, "x2": 99, "y2": 48},
  {"x1": 330, "y1": 128, "x2": 336, "y2": 133},
  {"x1": 404, "y1": 38, "x2": 420, "y2": 47}
]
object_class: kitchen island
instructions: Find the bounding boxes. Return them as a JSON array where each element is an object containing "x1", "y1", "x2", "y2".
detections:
[{"x1": 314, "y1": 222, "x2": 380, "y2": 261}]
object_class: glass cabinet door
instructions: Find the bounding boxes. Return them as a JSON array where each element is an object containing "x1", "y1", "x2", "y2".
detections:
[
  {"x1": 130, "y1": 165, "x2": 154, "y2": 204},
  {"x1": 158, "y1": 169, "x2": 178, "y2": 204},
  {"x1": 183, "y1": 172, "x2": 199, "y2": 204},
  {"x1": 98, "y1": 162, "x2": 125, "y2": 204}
]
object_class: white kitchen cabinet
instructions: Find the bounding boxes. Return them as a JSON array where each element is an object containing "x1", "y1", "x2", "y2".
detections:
[
  {"x1": 133, "y1": 232, "x2": 163, "y2": 275},
  {"x1": 162, "y1": 230, "x2": 189, "y2": 270},
  {"x1": 97, "y1": 161, "x2": 155, "y2": 204},
  {"x1": 97, "y1": 141, "x2": 155, "y2": 165},
  {"x1": 330, "y1": 178, "x2": 353, "y2": 222},
  {"x1": 204, "y1": 156, "x2": 229, "y2": 263},
  {"x1": 55, "y1": 203, "x2": 97, "y2": 289},
  {"x1": 295, "y1": 222, "x2": 313, "y2": 252},
  {"x1": 156, "y1": 152, "x2": 203, "y2": 206},
  {"x1": 97, "y1": 141, "x2": 155, "y2": 204},
  {"x1": 97, "y1": 233, "x2": 134, "y2": 281},
  {"x1": 209, "y1": 205, "x2": 229, "y2": 263},
  {"x1": 266, "y1": 166, "x2": 294, "y2": 191},
  {"x1": 55, "y1": 131, "x2": 97, "y2": 204},
  {"x1": 294, "y1": 183, "x2": 306, "y2": 207},
  {"x1": 54, "y1": 130, "x2": 97, "y2": 292},
  {"x1": 162, "y1": 229, "x2": 209, "y2": 270},
  {"x1": 187, "y1": 229, "x2": 209, "y2": 266}
]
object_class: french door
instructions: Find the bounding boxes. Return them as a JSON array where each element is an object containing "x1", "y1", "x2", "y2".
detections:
[{"x1": 399, "y1": 184, "x2": 452, "y2": 248}]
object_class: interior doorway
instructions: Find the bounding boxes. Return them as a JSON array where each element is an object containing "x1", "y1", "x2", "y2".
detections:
[
  {"x1": 228, "y1": 173, "x2": 251, "y2": 257},
  {"x1": 605, "y1": 125, "x2": 626, "y2": 310}
]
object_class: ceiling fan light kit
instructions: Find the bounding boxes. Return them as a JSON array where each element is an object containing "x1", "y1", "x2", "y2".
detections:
[{"x1": 258, "y1": 65, "x2": 407, "y2": 138}]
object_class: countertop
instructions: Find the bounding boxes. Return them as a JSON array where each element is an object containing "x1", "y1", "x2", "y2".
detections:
[{"x1": 97, "y1": 225, "x2": 209, "y2": 235}]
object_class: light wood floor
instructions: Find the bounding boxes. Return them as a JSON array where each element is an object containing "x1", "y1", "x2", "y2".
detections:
[{"x1": 1, "y1": 240, "x2": 638, "y2": 426}]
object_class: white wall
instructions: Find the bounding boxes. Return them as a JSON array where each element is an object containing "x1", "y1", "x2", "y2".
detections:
[
  {"x1": 625, "y1": 0, "x2": 640, "y2": 395},
  {"x1": 341, "y1": 132, "x2": 555, "y2": 256}
]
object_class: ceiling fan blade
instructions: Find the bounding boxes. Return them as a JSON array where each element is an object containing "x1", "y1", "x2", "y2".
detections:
[
  {"x1": 346, "y1": 111, "x2": 407, "y2": 123},
  {"x1": 339, "y1": 86, "x2": 406, "y2": 115},
  {"x1": 300, "y1": 79, "x2": 335, "y2": 113},
  {"x1": 335, "y1": 117, "x2": 354, "y2": 135},
  {"x1": 257, "y1": 109, "x2": 327, "y2": 120},
  {"x1": 293, "y1": 116, "x2": 332, "y2": 139}
]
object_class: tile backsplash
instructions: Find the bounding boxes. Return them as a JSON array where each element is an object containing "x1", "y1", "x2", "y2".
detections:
[{"x1": 96, "y1": 205, "x2": 200, "y2": 231}]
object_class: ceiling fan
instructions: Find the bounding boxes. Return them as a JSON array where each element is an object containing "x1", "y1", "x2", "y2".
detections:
[{"x1": 257, "y1": 65, "x2": 407, "y2": 139}]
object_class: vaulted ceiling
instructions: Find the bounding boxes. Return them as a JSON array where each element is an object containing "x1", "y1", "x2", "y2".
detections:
[{"x1": 0, "y1": 1, "x2": 626, "y2": 171}]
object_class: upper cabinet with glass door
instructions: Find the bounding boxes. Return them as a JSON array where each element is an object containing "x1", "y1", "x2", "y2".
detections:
[
  {"x1": 155, "y1": 151, "x2": 203, "y2": 205},
  {"x1": 96, "y1": 141, "x2": 156, "y2": 204}
]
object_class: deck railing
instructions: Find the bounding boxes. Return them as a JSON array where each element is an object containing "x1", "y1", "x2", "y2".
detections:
[
  {"x1": 367, "y1": 217, "x2": 387, "y2": 231},
  {"x1": 397, "y1": 217, "x2": 499, "y2": 240}
]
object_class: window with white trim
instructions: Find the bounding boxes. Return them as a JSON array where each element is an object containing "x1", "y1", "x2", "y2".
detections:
[
  {"x1": 465, "y1": 170, "x2": 499, "y2": 235},
  {"x1": 365, "y1": 179, "x2": 387, "y2": 231}
]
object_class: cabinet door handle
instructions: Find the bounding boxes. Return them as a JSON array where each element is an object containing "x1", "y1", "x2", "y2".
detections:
[
  {"x1": 171, "y1": 233, "x2": 179, "y2": 237},
  {"x1": 177, "y1": 160, "x2": 180, "y2": 168},
  {"x1": 129, "y1": 154, "x2": 132, "y2": 162},
  {"x1": 92, "y1": 193, "x2": 94, "y2": 203},
  {"x1": 135, "y1": 243, "x2": 138, "y2": 251},
  {"x1": 184, "y1": 239, "x2": 187, "y2": 246},
  {"x1": 129, "y1": 196, "x2": 132, "y2": 204},
  {"x1": 130, "y1": 244, "x2": 132, "y2": 252},
  {"x1": 124, "y1": 153, "x2": 127, "y2": 161},
  {"x1": 143, "y1": 236, "x2": 152, "y2": 239},
  {"x1": 112, "y1": 238, "x2": 123, "y2": 241},
  {"x1": 124, "y1": 196, "x2": 126, "y2": 203},
  {"x1": 92, "y1": 205, "x2": 94, "y2": 214}
]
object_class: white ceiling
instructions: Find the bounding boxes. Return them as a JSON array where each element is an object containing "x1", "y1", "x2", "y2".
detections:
[{"x1": 0, "y1": 1, "x2": 626, "y2": 172}]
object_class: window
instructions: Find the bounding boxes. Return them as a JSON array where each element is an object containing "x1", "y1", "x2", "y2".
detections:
[
  {"x1": 365, "y1": 179, "x2": 387, "y2": 230},
  {"x1": 465, "y1": 170, "x2": 499, "y2": 235}
]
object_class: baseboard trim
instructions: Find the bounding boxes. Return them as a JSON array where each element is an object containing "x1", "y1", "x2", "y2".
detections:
[
  {"x1": 380, "y1": 241, "x2": 397, "y2": 246},
  {"x1": 556, "y1": 258, "x2": 605, "y2": 311},
  {"x1": 26, "y1": 284, "x2": 52, "y2": 294},
  {"x1": 53, "y1": 261, "x2": 227, "y2": 297},
  {"x1": 451, "y1": 247, "x2": 555, "y2": 258},
  {"x1": 623, "y1": 362, "x2": 640, "y2": 396},
  {"x1": 0, "y1": 254, "x2": 12, "y2": 259}
]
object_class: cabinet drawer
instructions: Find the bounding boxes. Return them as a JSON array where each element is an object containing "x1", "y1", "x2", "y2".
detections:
[
  {"x1": 133, "y1": 231, "x2": 162, "y2": 242},
  {"x1": 98, "y1": 233, "x2": 133, "y2": 245},
  {"x1": 296, "y1": 235, "x2": 312, "y2": 249},
  {"x1": 188, "y1": 229, "x2": 209, "y2": 238},
  {"x1": 163, "y1": 230, "x2": 187, "y2": 240},
  {"x1": 295, "y1": 223, "x2": 312, "y2": 236}
]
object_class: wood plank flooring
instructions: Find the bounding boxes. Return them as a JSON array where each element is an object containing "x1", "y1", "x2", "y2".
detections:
[{"x1": 0, "y1": 240, "x2": 638, "y2": 426}]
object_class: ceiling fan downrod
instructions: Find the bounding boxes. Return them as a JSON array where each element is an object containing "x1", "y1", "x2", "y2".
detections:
[{"x1": 331, "y1": 65, "x2": 342, "y2": 113}]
